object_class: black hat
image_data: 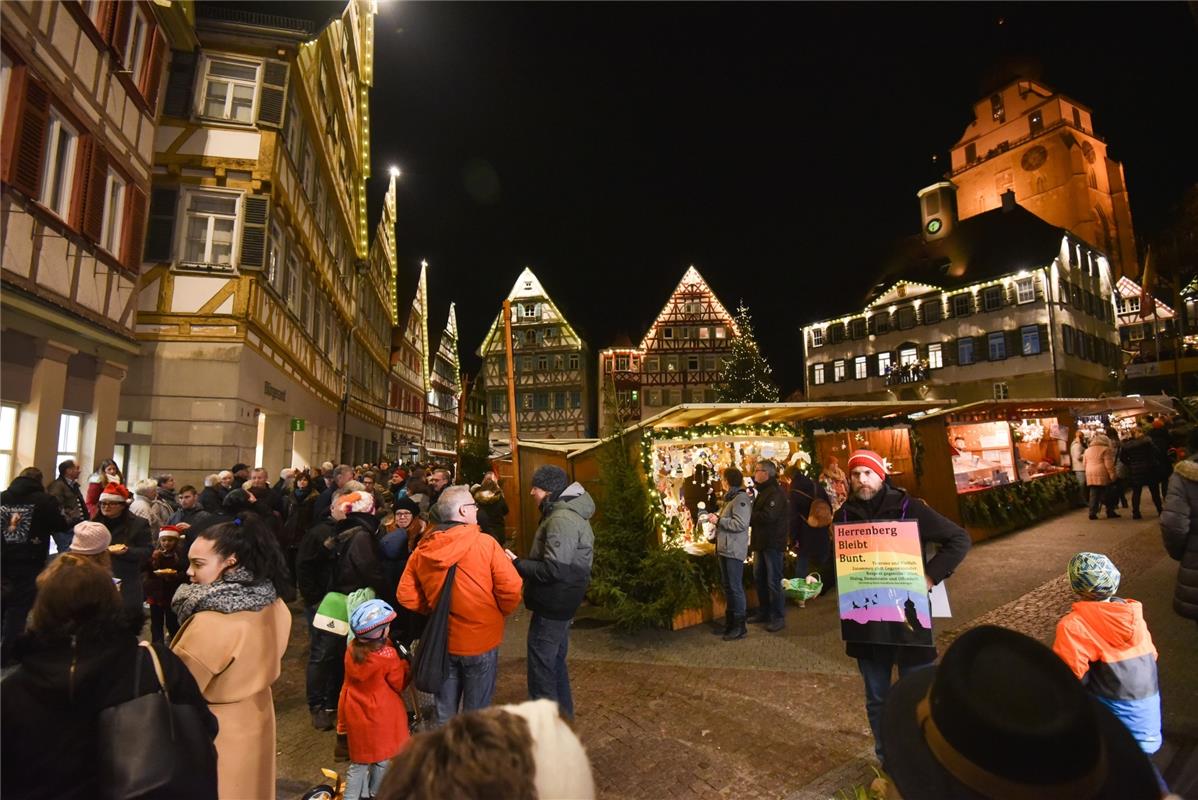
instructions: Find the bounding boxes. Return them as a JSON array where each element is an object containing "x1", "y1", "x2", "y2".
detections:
[
  {"x1": 531, "y1": 465, "x2": 569, "y2": 495},
  {"x1": 393, "y1": 497, "x2": 420, "y2": 516},
  {"x1": 881, "y1": 625, "x2": 1160, "y2": 800}
]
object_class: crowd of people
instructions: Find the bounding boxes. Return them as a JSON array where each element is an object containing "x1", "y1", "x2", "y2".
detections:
[{"x1": 1072, "y1": 415, "x2": 1181, "y2": 521}]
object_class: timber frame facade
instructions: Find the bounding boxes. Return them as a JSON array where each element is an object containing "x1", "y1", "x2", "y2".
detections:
[
  {"x1": 121, "y1": 1, "x2": 384, "y2": 485},
  {"x1": 387, "y1": 260, "x2": 429, "y2": 464},
  {"x1": 424, "y1": 302, "x2": 461, "y2": 459},
  {"x1": 597, "y1": 266, "x2": 737, "y2": 435},
  {"x1": 479, "y1": 268, "x2": 591, "y2": 444}
]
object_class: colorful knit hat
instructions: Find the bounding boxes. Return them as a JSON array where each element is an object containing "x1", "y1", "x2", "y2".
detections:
[
  {"x1": 847, "y1": 449, "x2": 888, "y2": 478},
  {"x1": 1068, "y1": 552, "x2": 1121, "y2": 600},
  {"x1": 98, "y1": 483, "x2": 130, "y2": 504},
  {"x1": 336, "y1": 490, "x2": 375, "y2": 515},
  {"x1": 350, "y1": 599, "x2": 396, "y2": 639}
]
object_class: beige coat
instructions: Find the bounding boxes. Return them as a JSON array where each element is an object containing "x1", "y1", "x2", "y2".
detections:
[
  {"x1": 1083, "y1": 434, "x2": 1117, "y2": 487},
  {"x1": 172, "y1": 599, "x2": 292, "y2": 800}
]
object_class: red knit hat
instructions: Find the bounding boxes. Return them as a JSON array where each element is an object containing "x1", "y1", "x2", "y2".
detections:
[{"x1": 846, "y1": 449, "x2": 888, "y2": 477}]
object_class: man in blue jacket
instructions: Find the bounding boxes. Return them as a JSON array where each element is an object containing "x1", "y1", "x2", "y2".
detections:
[{"x1": 507, "y1": 465, "x2": 594, "y2": 721}]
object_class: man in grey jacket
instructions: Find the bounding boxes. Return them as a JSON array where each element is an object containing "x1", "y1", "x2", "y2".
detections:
[{"x1": 507, "y1": 465, "x2": 594, "y2": 721}]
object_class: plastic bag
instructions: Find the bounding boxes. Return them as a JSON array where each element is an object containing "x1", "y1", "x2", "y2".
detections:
[{"x1": 781, "y1": 572, "x2": 823, "y2": 602}]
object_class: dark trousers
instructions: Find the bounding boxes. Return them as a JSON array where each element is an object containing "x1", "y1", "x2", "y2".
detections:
[
  {"x1": 719, "y1": 556, "x2": 746, "y2": 617},
  {"x1": 149, "y1": 605, "x2": 179, "y2": 643},
  {"x1": 0, "y1": 578, "x2": 36, "y2": 666},
  {"x1": 307, "y1": 622, "x2": 347, "y2": 711},
  {"x1": 527, "y1": 614, "x2": 575, "y2": 720},
  {"x1": 1088, "y1": 485, "x2": 1117, "y2": 517},
  {"x1": 753, "y1": 548, "x2": 785, "y2": 622},
  {"x1": 1130, "y1": 482, "x2": 1162, "y2": 515},
  {"x1": 857, "y1": 655, "x2": 933, "y2": 765},
  {"x1": 434, "y1": 647, "x2": 498, "y2": 725}
]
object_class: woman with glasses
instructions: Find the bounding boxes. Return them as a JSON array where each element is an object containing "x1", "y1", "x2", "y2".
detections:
[{"x1": 92, "y1": 482, "x2": 151, "y2": 618}]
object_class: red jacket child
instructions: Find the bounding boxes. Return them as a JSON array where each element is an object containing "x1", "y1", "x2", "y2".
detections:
[{"x1": 339, "y1": 600, "x2": 411, "y2": 764}]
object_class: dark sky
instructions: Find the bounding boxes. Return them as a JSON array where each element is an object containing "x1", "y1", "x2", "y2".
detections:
[{"x1": 364, "y1": 2, "x2": 1198, "y2": 393}]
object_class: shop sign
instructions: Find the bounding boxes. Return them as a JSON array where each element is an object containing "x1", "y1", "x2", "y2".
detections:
[
  {"x1": 290, "y1": 418, "x2": 305, "y2": 432},
  {"x1": 264, "y1": 381, "x2": 287, "y2": 401},
  {"x1": 833, "y1": 519, "x2": 933, "y2": 647}
]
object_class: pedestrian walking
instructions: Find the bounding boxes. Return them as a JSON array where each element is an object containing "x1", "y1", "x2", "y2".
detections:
[
  {"x1": 1147, "y1": 416, "x2": 1174, "y2": 500},
  {"x1": 788, "y1": 465, "x2": 833, "y2": 606},
  {"x1": 47, "y1": 459, "x2": 87, "y2": 554},
  {"x1": 92, "y1": 482, "x2": 151, "y2": 620},
  {"x1": 1071, "y1": 429, "x2": 1088, "y2": 494},
  {"x1": 838, "y1": 449, "x2": 970, "y2": 768},
  {"x1": 705, "y1": 467, "x2": 751, "y2": 640},
  {"x1": 1120, "y1": 427, "x2": 1164, "y2": 518},
  {"x1": 398, "y1": 486, "x2": 523, "y2": 724},
  {"x1": 1083, "y1": 431, "x2": 1119, "y2": 519},
  {"x1": 508, "y1": 466, "x2": 595, "y2": 719},
  {"x1": 1160, "y1": 431, "x2": 1198, "y2": 626},
  {"x1": 339, "y1": 600, "x2": 411, "y2": 800},
  {"x1": 747, "y1": 460, "x2": 788, "y2": 632},
  {"x1": 142, "y1": 525, "x2": 187, "y2": 643}
]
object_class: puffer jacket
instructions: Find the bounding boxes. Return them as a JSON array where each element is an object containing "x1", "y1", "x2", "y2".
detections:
[
  {"x1": 749, "y1": 477, "x2": 788, "y2": 551},
  {"x1": 1083, "y1": 434, "x2": 1116, "y2": 487},
  {"x1": 515, "y1": 483, "x2": 595, "y2": 620},
  {"x1": 1118, "y1": 436, "x2": 1160, "y2": 485},
  {"x1": 1052, "y1": 598, "x2": 1161, "y2": 754},
  {"x1": 712, "y1": 487, "x2": 751, "y2": 561},
  {"x1": 1160, "y1": 457, "x2": 1198, "y2": 620}
]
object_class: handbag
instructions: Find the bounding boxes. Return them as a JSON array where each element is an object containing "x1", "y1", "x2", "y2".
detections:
[
  {"x1": 793, "y1": 486, "x2": 833, "y2": 529},
  {"x1": 98, "y1": 641, "x2": 218, "y2": 800},
  {"x1": 411, "y1": 563, "x2": 458, "y2": 693}
]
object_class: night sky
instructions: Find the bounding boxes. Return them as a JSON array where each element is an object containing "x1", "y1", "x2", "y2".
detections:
[{"x1": 364, "y1": 1, "x2": 1198, "y2": 393}]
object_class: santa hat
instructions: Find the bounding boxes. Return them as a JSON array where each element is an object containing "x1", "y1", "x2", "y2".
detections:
[
  {"x1": 846, "y1": 449, "x2": 888, "y2": 478},
  {"x1": 336, "y1": 491, "x2": 375, "y2": 515},
  {"x1": 158, "y1": 525, "x2": 183, "y2": 540},
  {"x1": 99, "y1": 483, "x2": 130, "y2": 504}
]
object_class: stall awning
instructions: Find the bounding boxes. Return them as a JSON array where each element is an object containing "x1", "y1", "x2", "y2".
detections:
[
  {"x1": 913, "y1": 396, "x2": 1176, "y2": 423},
  {"x1": 491, "y1": 438, "x2": 601, "y2": 461},
  {"x1": 637, "y1": 401, "x2": 952, "y2": 430}
]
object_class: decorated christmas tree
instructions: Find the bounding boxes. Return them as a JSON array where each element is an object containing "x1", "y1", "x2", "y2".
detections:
[{"x1": 715, "y1": 302, "x2": 779, "y2": 403}]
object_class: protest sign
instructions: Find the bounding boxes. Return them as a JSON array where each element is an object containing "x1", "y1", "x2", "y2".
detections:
[{"x1": 833, "y1": 519, "x2": 932, "y2": 647}]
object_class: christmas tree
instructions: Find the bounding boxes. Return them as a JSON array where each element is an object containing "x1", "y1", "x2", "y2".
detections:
[{"x1": 715, "y1": 302, "x2": 779, "y2": 402}]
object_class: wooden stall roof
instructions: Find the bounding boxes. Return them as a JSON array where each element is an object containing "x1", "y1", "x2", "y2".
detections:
[
  {"x1": 913, "y1": 396, "x2": 1175, "y2": 423},
  {"x1": 491, "y1": 438, "x2": 601, "y2": 460}
]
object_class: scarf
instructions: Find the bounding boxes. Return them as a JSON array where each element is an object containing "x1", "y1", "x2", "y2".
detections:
[{"x1": 172, "y1": 565, "x2": 278, "y2": 624}]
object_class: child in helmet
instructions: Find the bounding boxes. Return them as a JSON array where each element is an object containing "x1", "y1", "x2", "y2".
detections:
[{"x1": 339, "y1": 599, "x2": 412, "y2": 799}]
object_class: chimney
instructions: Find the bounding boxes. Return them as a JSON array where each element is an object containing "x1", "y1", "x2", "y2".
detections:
[
  {"x1": 917, "y1": 182, "x2": 957, "y2": 242},
  {"x1": 1001, "y1": 188, "x2": 1017, "y2": 212}
]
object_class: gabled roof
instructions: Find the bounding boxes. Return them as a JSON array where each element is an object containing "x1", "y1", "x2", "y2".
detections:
[
  {"x1": 477, "y1": 267, "x2": 586, "y2": 356},
  {"x1": 1115, "y1": 276, "x2": 1174, "y2": 320},
  {"x1": 639, "y1": 265, "x2": 739, "y2": 349}
]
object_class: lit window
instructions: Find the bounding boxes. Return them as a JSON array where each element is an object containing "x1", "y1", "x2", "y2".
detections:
[
  {"x1": 993, "y1": 382, "x2": 1010, "y2": 400},
  {"x1": 899, "y1": 348, "x2": 918, "y2": 366},
  {"x1": 698, "y1": 327, "x2": 710, "y2": 339},
  {"x1": 1015, "y1": 277, "x2": 1035, "y2": 304},
  {"x1": 665, "y1": 356, "x2": 677, "y2": 372},
  {"x1": 812, "y1": 364, "x2": 825, "y2": 385},
  {"x1": 99, "y1": 169, "x2": 127, "y2": 254},
  {"x1": 714, "y1": 326, "x2": 726, "y2": 339},
  {"x1": 181, "y1": 190, "x2": 238, "y2": 266},
  {"x1": 522, "y1": 304, "x2": 538, "y2": 319},
  {"x1": 928, "y1": 344, "x2": 943, "y2": 369},
  {"x1": 988, "y1": 332, "x2": 1006, "y2": 360},
  {"x1": 854, "y1": 356, "x2": 867, "y2": 379},
  {"x1": 958, "y1": 337, "x2": 975, "y2": 365},
  {"x1": 57, "y1": 412, "x2": 83, "y2": 468},
  {"x1": 991, "y1": 93, "x2": 1005, "y2": 123},
  {"x1": 0, "y1": 404, "x2": 17, "y2": 487},
  {"x1": 268, "y1": 222, "x2": 286, "y2": 294},
  {"x1": 832, "y1": 360, "x2": 846, "y2": 382},
  {"x1": 877, "y1": 352, "x2": 892, "y2": 374},
  {"x1": 39, "y1": 108, "x2": 79, "y2": 218},
  {"x1": 615, "y1": 355, "x2": 629, "y2": 371},
  {"x1": 1029, "y1": 110, "x2": 1043, "y2": 136},
  {"x1": 200, "y1": 57, "x2": 259, "y2": 123},
  {"x1": 568, "y1": 353, "x2": 579, "y2": 370}
]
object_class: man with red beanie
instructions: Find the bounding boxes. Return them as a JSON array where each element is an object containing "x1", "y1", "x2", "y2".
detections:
[{"x1": 838, "y1": 449, "x2": 971, "y2": 770}]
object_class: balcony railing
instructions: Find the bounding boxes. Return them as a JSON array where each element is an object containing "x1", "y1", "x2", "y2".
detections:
[{"x1": 885, "y1": 362, "x2": 929, "y2": 386}]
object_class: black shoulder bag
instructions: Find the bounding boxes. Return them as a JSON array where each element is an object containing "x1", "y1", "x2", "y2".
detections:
[
  {"x1": 97, "y1": 642, "x2": 218, "y2": 800},
  {"x1": 412, "y1": 564, "x2": 458, "y2": 693}
]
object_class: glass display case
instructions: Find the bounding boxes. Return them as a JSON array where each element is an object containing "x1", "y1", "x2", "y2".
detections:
[{"x1": 948, "y1": 421, "x2": 1016, "y2": 493}]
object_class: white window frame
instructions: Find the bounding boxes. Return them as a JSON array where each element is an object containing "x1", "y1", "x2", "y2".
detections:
[
  {"x1": 928, "y1": 343, "x2": 943, "y2": 369},
  {"x1": 983, "y1": 285, "x2": 1003, "y2": 312},
  {"x1": 1021, "y1": 326, "x2": 1041, "y2": 355},
  {"x1": 832, "y1": 360, "x2": 846, "y2": 382},
  {"x1": 811, "y1": 327, "x2": 824, "y2": 347},
  {"x1": 124, "y1": 5, "x2": 150, "y2": 83},
  {"x1": 0, "y1": 404, "x2": 18, "y2": 488},
  {"x1": 615, "y1": 355, "x2": 629, "y2": 371},
  {"x1": 40, "y1": 108, "x2": 79, "y2": 219},
  {"x1": 1126, "y1": 296, "x2": 1141, "y2": 314},
  {"x1": 812, "y1": 364, "x2": 825, "y2": 385},
  {"x1": 988, "y1": 332, "x2": 1006, "y2": 360},
  {"x1": 993, "y1": 382, "x2": 1010, "y2": 400},
  {"x1": 268, "y1": 222, "x2": 286, "y2": 293},
  {"x1": 99, "y1": 168, "x2": 127, "y2": 254},
  {"x1": 198, "y1": 54, "x2": 260, "y2": 124},
  {"x1": 57, "y1": 412, "x2": 83, "y2": 468},
  {"x1": 1015, "y1": 277, "x2": 1035, "y2": 304},
  {"x1": 877, "y1": 352, "x2": 892, "y2": 374},
  {"x1": 1129, "y1": 324, "x2": 1145, "y2": 342},
  {"x1": 177, "y1": 188, "x2": 240, "y2": 268},
  {"x1": 854, "y1": 356, "x2": 867, "y2": 379},
  {"x1": 522, "y1": 304, "x2": 537, "y2": 319},
  {"x1": 899, "y1": 347, "x2": 918, "y2": 366}
]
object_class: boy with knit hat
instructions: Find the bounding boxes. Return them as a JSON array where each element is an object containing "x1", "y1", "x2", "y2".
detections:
[{"x1": 1052, "y1": 552, "x2": 1162, "y2": 758}]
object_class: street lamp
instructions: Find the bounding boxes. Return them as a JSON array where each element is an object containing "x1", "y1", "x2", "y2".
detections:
[{"x1": 389, "y1": 166, "x2": 401, "y2": 179}]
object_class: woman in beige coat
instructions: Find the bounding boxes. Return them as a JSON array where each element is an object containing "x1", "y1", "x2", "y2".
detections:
[
  {"x1": 1082, "y1": 432, "x2": 1119, "y2": 520},
  {"x1": 172, "y1": 515, "x2": 293, "y2": 799}
]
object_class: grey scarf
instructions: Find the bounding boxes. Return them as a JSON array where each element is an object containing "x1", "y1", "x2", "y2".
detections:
[{"x1": 172, "y1": 565, "x2": 278, "y2": 624}]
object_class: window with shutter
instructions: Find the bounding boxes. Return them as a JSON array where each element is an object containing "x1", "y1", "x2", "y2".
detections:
[
  {"x1": 162, "y1": 50, "x2": 196, "y2": 119},
  {"x1": 198, "y1": 56, "x2": 258, "y2": 124},
  {"x1": 99, "y1": 169, "x2": 127, "y2": 254},
  {"x1": 4, "y1": 72, "x2": 49, "y2": 198},
  {"x1": 257, "y1": 59, "x2": 289, "y2": 129},
  {"x1": 77, "y1": 139, "x2": 109, "y2": 242},
  {"x1": 179, "y1": 188, "x2": 238, "y2": 268},
  {"x1": 143, "y1": 186, "x2": 178, "y2": 263},
  {"x1": 238, "y1": 194, "x2": 269, "y2": 270},
  {"x1": 111, "y1": 2, "x2": 132, "y2": 66},
  {"x1": 140, "y1": 31, "x2": 165, "y2": 111},
  {"x1": 121, "y1": 186, "x2": 146, "y2": 273},
  {"x1": 39, "y1": 108, "x2": 80, "y2": 220},
  {"x1": 1062, "y1": 325, "x2": 1074, "y2": 355}
]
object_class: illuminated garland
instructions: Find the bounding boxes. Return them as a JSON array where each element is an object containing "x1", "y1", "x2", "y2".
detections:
[{"x1": 959, "y1": 471, "x2": 1078, "y2": 529}]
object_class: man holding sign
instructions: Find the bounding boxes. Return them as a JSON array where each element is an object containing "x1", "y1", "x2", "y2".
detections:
[{"x1": 836, "y1": 449, "x2": 971, "y2": 769}]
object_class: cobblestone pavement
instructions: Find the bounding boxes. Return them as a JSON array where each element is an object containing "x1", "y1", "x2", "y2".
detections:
[{"x1": 274, "y1": 506, "x2": 1198, "y2": 799}]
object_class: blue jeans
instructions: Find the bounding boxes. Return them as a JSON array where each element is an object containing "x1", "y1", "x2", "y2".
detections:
[
  {"x1": 50, "y1": 530, "x2": 74, "y2": 557},
  {"x1": 857, "y1": 654, "x2": 933, "y2": 765},
  {"x1": 527, "y1": 614, "x2": 574, "y2": 720},
  {"x1": 435, "y1": 647, "x2": 499, "y2": 725},
  {"x1": 753, "y1": 548, "x2": 784, "y2": 622},
  {"x1": 344, "y1": 760, "x2": 389, "y2": 800},
  {"x1": 306, "y1": 621, "x2": 346, "y2": 711},
  {"x1": 718, "y1": 556, "x2": 746, "y2": 617}
]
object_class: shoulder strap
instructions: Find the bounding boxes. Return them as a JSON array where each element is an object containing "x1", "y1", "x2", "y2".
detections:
[
  {"x1": 900, "y1": 497, "x2": 911, "y2": 521},
  {"x1": 137, "y1": 640, "x2": 168, "y2": 701}
]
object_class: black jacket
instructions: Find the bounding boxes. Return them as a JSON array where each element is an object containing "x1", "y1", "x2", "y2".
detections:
[
  {"x1": 1161, "y1": 458, "x2": 1198, "y2": 620},
  {"x1": 474, "y1": 491, "x2": 509, "y2": 544},
  {"x1": 296, "y1": 518, "x2": 338, "y2": 606},
  {"x1": 838, "y1": 483, "x2": 971, "y2": 665},
  {"x1": 332, "y1": 513, "x2": 386, "y2": 597},
  {"x1": 1119, "y1": 436, "x2": 1161, "y2": 484},
  {"x1": 95, "y1": 510, "x2": 152, "y2": 615},
  {"x1": 789, "y1": 473, "x2": 832, "y2": 564},
  {"x1": 198, "y1": 484, "x2": 228, "y2": 513},
  {"x1": 749, "y1": 477, "x2": 788, "y2": 552},
  {"x1": 1, "y1": 624, "x2": 217, "y2": 800},
  {"x1": 1, "y1": 476, "x2": 67, "y2": 581}
]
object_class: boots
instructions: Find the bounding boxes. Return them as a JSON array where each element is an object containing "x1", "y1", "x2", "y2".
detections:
[
  {"x1": 722, "y1": 614, "x2": 747, "y2": 640},
  {"x1": 711, "y1": 611, "x2": 732, "y2": 636}
]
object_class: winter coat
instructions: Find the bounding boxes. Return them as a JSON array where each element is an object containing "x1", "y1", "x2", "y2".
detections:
[
  {"x1": 95, "y1": 509, "x2": 152, "y2": 616},
  {"x1": 1052, "y1": 598, "x2": 1161, "y2": 754},
  {"x1": 84, "y1": 473, "x2": 120, "y2": 519},
  {"x1": 142, "y1": 546, "x2": 187, "y2": 607},
  {"x1": 158, "y1": 487, "x2": 179, "y2": 512},
  {"x1": 713, "y1": 487, "x2": 751, "y2": 562},
  {"x1": 332, "y1": 512, "x2": 387, "y2": 598},
  {"x1": 171, "y1": 598, "x2": 291, "y2": 800},
  {"x1": 281, "y1": 488, "x2": 318, "y2": 552},
  {"x1": 46, "y1": 476, "x2": 87, "y2": 527},
  {"x1": 789, "y1": 473, "x2": 832, "y2": 565},
  {"x1": 1118, "y1": 436, "x2": 1161, "y2": 485},
  {"x1": 1, "y1": 625, "x2": 217, "y2": 800},
  {"x1": 1160, "y1": 457, "x2": 1198, "y2": 620},
  {"x1": 130, "y1": 493, "x2": 172, "y2": 536},
  {"x1": 296, "y1": 518, "x2": 339, "y2": 607},
  {"x1": 338, "y1": 643, "x2": 411, "y2": 763},
  {"x1": 474, "y1": 487, "x2": 509, "y2": 544},
  {"x1": 198, "y1": 484, "x2": 228, "y2": 514},
  {"x1": 1, "y1": 476, "x2": 67, "y2": 583},
  {"x1": 838, "y1": 483, "x2": 971, "y2": 665},
  {"x1": 1070, "y1": 439, "x2": 1086, "y2": 473},
  {"x1": 1083, "y1": 434, "x2": 1116, "y2": 487},
  {"x1": 749, "y1": 477, "x2": 788, "y2": 552},
  {"x1": 398, "y1": 522, "x2": 523, "y2": 656},
  {"x1": 514, "y1": 483, "x2": 595, "y2": 620}
]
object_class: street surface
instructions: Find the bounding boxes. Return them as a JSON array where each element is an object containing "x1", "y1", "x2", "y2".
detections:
[{"x1": 274, "y1": 507, "x2": 1197, "y2": 799}]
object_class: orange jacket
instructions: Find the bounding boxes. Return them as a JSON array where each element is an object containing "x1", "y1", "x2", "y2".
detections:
[{"x1": 397, "y1": 523, "x2": 523, "y2": 656}]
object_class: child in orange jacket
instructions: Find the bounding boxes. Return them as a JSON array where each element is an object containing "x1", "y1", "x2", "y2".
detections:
[{"x1": 339, "y1": 600, "x2": 411, "y2": 800}]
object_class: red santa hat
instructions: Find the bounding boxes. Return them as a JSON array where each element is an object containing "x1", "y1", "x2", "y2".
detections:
[
  {"x1": 157, "y1": 525, "x2": 183, "y2": 540},
  {"x1": 98, "y1": 483, "x2": 131, "y2": 504},
  {"x1": 846, "y1": 449, "x2": 888, "y2": 478}
]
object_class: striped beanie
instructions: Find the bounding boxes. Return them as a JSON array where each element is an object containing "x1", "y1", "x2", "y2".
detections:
[
  {"x1": 1068, "y1": 552, "x2": 1121, "y2": 600},
  {"x1": 846, "y1": 449, "x2": 888, "y2": 478}
]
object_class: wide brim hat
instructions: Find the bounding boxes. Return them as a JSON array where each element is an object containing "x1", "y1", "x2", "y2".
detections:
[{"x1": 881, "y1": 626, "x2": 1160, "y2": 800}]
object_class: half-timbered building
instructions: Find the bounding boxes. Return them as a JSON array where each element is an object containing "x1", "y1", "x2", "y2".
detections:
[
  {"x1": 479, "y1": 268, "x2": 591, "y2": 444},
  {"x1": 388, "y1": 258, "x2": 428, "y2": 463},
  {"x1": 424, "y1": 303, "x2": 461, "y2": 460},
  {"x1": 121, "y1": 1, "x2": 383, "y2": 485},
  {"x1": 1, "y1": 0, "x2": 171, "y2": 483}
]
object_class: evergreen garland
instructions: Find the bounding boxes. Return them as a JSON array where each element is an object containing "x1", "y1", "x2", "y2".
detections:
[
  {"x1": 715, "y1": 302, "x2": 780, "y2": 403},
  {"x1": 959, "y1": 472, "x2": 1079, "y2": 529}
]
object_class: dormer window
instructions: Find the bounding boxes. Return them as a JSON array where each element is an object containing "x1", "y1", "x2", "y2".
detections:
[{"x1": 991, "y1": 93, "x2": 1005, "y2": 123}]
